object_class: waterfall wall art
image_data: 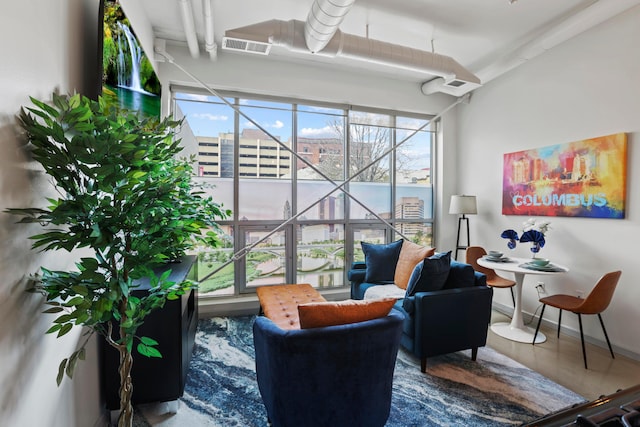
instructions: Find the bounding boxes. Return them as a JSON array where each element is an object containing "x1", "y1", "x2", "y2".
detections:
[
  {"x1": 502, "y1": 133, "x2": 627, "y2": 218},
  {"x1": 102, "y1": 0, "x2": 160, "y2": 117}
]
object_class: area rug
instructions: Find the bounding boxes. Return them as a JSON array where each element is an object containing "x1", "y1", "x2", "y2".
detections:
[{"x1": 135, "y1": 316, "x2": 586, "y2": 426}]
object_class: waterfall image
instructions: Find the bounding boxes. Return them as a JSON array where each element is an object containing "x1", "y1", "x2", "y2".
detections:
[
  {"x1": 117, "y1": 22, "x2": 146, "y2": 92},
  {"x1": 103, "y1": 1, "x2": 160, "y2": 116}
]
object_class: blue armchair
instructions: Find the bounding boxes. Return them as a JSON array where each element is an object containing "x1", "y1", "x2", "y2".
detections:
[
  {"x1": 253, "y1": 309, "x2": 403, "y2": 427},
  {"x1": 349, "y1": 259, "x2": 493, "y2": 372}
]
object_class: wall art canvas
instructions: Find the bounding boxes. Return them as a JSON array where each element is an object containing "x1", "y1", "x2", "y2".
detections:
[{"x1": 502, "y1": 133, "x2": 627, "y2": 218}]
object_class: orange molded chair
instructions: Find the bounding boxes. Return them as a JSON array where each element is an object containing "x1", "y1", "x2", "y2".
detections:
[
  {"x1": 532, "y1": 270, "x2": 622, "y2": 369},
  {"x1": 466, "y1": 246, "x2": 515, "y2": 306}
]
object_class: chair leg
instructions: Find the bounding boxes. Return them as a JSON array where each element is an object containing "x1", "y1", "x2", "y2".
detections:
[
  {"x1": 421, "y1": 358, "x2": 427, "y2": 373},
  {"x1": 471, "y1": 347, "x2": 478, "y2": 361},
  {"x1": 598, "y1": 313, "x2": 615, "y2": 360},
  {"x1": 577, "y1": 314, "x2": 588, "y2": 369},
  {"x1": 510, "y1": 287, "x2": 515, "y2": 307},
  {"x1": 533, "y1": 304, "x2": 546, "y2": 344},
  {"x1": 557, "y1": 309, "x2": 563, "y2": 338}
]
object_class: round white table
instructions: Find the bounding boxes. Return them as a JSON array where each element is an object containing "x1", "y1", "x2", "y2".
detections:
[{"x1": 477, "y1": 256, "x2": 569, "y2": 344}]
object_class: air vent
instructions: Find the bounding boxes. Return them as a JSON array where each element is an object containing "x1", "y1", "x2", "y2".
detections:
[
  {"x1": 222, "y1": 37, "x2": 272, "y2": 55},
  {"x1": 445, "y1": 80, "x2": 467, "y2": 88}
]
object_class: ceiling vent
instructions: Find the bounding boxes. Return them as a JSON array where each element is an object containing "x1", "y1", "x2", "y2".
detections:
[
  {"x1": 223, "y1": 20, "x2": 481, "y2": 96},
  {"x1": 222, "y1": 37, "x2": 272, "y2": 55}
]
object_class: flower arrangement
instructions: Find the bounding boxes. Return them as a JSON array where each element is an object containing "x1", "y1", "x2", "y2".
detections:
[{"x1": 501, "y1": 218, "x2": 551, "y2": 256}]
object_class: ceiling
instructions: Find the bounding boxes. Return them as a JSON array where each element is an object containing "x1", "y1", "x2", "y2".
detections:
[{"x1": 121, "y1": 0, "x2": 640, "y2": 96}]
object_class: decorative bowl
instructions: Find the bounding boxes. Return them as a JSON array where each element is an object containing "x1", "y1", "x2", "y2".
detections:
[
  {"x1": 488, "y1": 251, "x2": 503, "y2": 258},
  {"x1": 530, "y1": 258, "x2": 550, "y2": 267}
]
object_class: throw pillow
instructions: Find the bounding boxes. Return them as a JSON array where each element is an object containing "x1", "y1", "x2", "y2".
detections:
[
  {"x1": 394, "y1": 240, "x2": 436, "y2": 290},
  {"x1": 298, "y1": 298, "x2": 397, "y2": 329},
  {"x1": 404, "y1": 251, "x2": 452, "y2": 297},
  {"x1": 361, "y1": 239, "x2": 403, "y2": 284},
  {"x1": 442, "y1": 260, "x2": 477, "y2": 289}
]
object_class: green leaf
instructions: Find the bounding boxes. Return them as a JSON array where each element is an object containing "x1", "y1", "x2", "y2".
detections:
[
  {"x1": 46, "y1": 324, "x2": 62, "y2": 334},
  {"x1": 65, "y1": 296, "x2": 84, "y2": 306},
  {"x1": 57, "y1": 323, "x2": 73, "y2": 338},
  {"x1": 137, "y1": 343, "x2": 162, "y2": 358},
  {"x1": 56, "y1": 359, "x2": 67, "y2": 386},
  {"x1": 139, "y1": 336, "x2": 159, "y2": 346},
  {"x1": 43, "y1": 306, "x2": 65, "y2": 314}
]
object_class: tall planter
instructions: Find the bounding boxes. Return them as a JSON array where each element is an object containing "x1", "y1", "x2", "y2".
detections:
[{"x1": 7, "y1": 93, "x2": 229, "y2": 427}]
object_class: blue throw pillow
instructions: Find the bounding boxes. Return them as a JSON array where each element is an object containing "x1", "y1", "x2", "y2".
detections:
[
  {"x1": 404, "y1": 251, "x2": 452, "y2": 297},
  {"x1": 361, "y1": 240, "x2": 403, "y2": 284},
  {"x1": 442, "y1": 260, "x2": 476, "y2": 289}
]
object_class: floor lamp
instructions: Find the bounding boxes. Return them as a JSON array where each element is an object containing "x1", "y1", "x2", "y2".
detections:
[{"x1": 449, "y1": 195, "x2": 477, "y2": 260}]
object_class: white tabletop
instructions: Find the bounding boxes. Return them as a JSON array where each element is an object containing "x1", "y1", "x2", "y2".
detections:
[{"x1": 477, "y1": 256, "x2": 568, "y2": 275}]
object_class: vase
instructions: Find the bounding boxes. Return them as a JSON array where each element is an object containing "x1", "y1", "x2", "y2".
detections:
[{"x1": 530, "y1": 243, "x2": 541, "y2": 258}]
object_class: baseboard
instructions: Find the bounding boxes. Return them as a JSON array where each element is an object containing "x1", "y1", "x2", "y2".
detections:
[{"x1": 491, "y1": 302, "x2": 640, "y2": 362}]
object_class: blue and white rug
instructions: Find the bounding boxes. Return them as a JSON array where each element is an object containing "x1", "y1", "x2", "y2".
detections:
[{"x1": 135, "y1": 316, "x2": 585, "y2": 426}]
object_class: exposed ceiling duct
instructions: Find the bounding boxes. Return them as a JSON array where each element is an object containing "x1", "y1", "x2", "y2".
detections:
[
  {"x1": 304, "y1": 0, "x2": 356, "y2": 54},
  {"x1": 222, "y1": 19, "x2": 482, "y2": 96}
]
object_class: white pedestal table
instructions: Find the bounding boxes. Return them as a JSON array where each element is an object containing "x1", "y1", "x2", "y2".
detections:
[{"x1": 477, "y1": 256, "x2": 569, "y2": 344}]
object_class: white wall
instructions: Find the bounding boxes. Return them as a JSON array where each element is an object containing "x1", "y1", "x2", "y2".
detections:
[
  {"x1": 456, "y1": 6, "x2": 640, "y2": 357},
  {"x1": 0, "y1": 1, "x2": 102, "y2": 425}
]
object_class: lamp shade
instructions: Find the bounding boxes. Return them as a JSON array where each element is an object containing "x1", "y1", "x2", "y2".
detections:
[{"x1": 449, "y1": 195, "x2": 477, "y2": 215}]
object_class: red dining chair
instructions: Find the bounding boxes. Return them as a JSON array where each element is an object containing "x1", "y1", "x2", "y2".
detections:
[{"x1": 532, "y1": 270, "x2": 621, "y2": 369}]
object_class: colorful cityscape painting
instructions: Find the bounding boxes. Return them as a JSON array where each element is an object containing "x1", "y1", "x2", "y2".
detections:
[{"x1": 502, "y1": 133, "x2": 627, "y2": 218}]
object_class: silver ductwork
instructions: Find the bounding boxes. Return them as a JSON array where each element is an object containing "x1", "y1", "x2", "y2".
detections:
[
  {"x1": 223, "y1": 19, "x2": 481, "y2": 96},
  {"x1": 304, "y1": 0, "x2": 356, "y2": 54}
]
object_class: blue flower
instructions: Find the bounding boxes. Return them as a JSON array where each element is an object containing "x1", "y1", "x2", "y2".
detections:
[
  {"x1": 520, "y1": 230, "x2": 546, "y2": 253},
  {"x1": 500, "y1": 229, "x2": 519, "y2": 250}
]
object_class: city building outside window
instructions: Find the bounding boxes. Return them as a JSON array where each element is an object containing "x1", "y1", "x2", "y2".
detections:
[{"x1": 172, "y1": 89, "x2": 434, "y2": 298}]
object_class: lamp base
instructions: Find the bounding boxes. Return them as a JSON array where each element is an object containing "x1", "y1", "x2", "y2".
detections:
[{"x1": 454, "y1": 215, "x2": 471, "y2": 260}]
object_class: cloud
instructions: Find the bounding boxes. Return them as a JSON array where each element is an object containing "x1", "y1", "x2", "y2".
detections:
[
  {"x1": 243, "y1": 120, "x2": 285, "y2": 129},
  {"x1": 192, "y1": 113, "x2": 229, "y2": 121},
  {"x1": 179, "y1": 93, "x2": 214, "y2": 102},
  {"x1": 299, "y1": 126, "x2": 336, "y2": 137}
]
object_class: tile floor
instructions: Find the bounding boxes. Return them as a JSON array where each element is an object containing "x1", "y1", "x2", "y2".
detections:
[{"x1": 487, "y1": 311, "x2": 640, "y2": 401}]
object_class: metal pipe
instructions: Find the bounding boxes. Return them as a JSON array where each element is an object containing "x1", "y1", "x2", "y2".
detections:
[
  {"x1": 202, "y1": 0, "x2": 217, "y2": 60},
  {"x1": 178, "y1": 0, "x2": 200, "y2": 58}
]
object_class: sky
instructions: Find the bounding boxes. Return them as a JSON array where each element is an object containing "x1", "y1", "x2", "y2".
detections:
[{"x1": 174, "y1": 92, "x2": 433, "y2": 171}]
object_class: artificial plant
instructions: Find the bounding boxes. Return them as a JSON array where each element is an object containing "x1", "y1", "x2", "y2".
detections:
[{"x1": 7, "y1": 92, "x2": 229, "y2": 427}]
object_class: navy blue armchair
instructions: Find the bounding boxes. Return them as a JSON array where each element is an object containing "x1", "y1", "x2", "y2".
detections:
[
  {"x1": 349, "y1": 260, "x2": 493, "y2": 372},
  {"x1": 253, "y1": 309, "x2": 403, "y2": 427}
]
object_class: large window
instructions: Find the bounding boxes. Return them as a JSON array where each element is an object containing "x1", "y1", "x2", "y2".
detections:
[{"x1": 172, "y1": 89, "x2": 434, "y2": 297}]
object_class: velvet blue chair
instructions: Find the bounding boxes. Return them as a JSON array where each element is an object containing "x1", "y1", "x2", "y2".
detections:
[
  {"x1": 253, "y1": 309, "x2": 403, "y2": 427},
  {"x1": 349, "y1": 258, "x2": 493, "y2": 372}
]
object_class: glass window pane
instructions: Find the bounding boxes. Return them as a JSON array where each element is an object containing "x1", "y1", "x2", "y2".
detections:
[
  {"x1": 195, "y1": 177, "x2": 233, "y2": 219},
  {"x1": 237, "y1": 99, "x2": 293, "y2": 220},
  {"x1": 297, "y1": 182, "x2": 345, "y2": 220},
  {"x1": 352, "y1": 228, "x2": 387, "y2": 262},
  {"x1": 297, "y1": 107, "x2": 345, "y2": 181},
  {"x1": 238, "y1": 179, "x2": 292, "y2": 220},
  {"x1": 396, "y1": 116, "x2": 433, "y2": 222},
  {"x1": 348, "y1": 111, "x2": 392, "y2": 220},
  {"x1": 175, "y1": 95, "x2": 235, "y2": 178},
  {"x1": 296, "y1": 224, "x2": 344, "y2": 288},
  {"x1": 192, "y1": 225, "x2": 235, "y2": 296},
  {"x1": 394, "y1": 223, "x2": 433, "y2": 247},
  {"x1": 244, "y1": 228, "x2": 287, "y2": 288}
]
